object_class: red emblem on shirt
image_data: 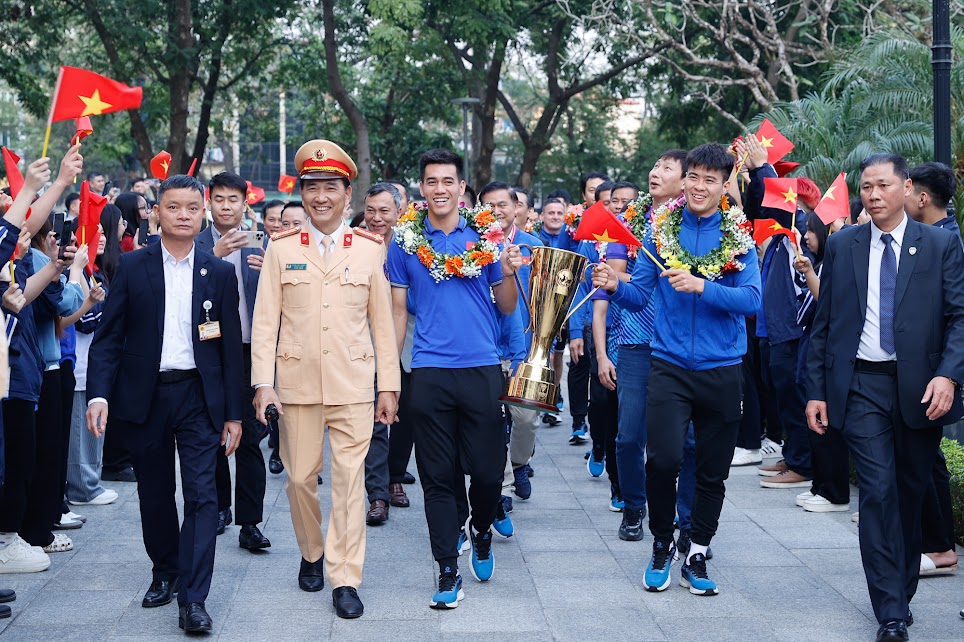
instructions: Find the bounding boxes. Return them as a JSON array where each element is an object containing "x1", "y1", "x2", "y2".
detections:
[
  {"x1": 521, "y1": 256, "x2": 531, "y2": 265},
  {"x1": 300, "y1": 232, "x2": 309, "y2": 246},
  {"x1": 343, "y1": 233, "x2": 353, "y2": 248}
]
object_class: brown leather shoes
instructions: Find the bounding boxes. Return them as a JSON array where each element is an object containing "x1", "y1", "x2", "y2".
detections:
[
  {"x1": 389, "y1": 483, "x2": 410, "y2": 508},
  {"x1": 366, "y1": 500, "x2": 389, "y2": 525}
]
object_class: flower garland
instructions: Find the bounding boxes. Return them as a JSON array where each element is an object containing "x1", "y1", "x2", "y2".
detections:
[
  {"x1": 393, "y1": 202, "x2": 503, "y2": 282},
  {"x1": 651, "y1": 194, "x2": 754, "y2": 281},
  {"x1": 564, "y1": 203, "x2": 584, "y2": 237},
  {"x1": 525, "y1": 220, "x2": 542, "y2": 234},
  {"x1": 622, "y1": 192, "x2": 654, "y2": 259}
]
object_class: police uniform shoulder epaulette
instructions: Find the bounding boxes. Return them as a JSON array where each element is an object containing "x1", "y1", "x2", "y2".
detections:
[
  {"x1": 353, "y1": 227, "x2": 384, "y2": 244},
  {"x1": 270, "y1": 228, "x2": 301, "y2": 242}
]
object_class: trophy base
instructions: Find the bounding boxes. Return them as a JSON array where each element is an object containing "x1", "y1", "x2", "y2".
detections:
[{"x1": 499, "y1": 376, "x2": 560, "y2": 413}]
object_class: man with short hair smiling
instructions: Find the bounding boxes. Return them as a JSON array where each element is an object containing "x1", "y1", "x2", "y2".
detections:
[
  {"x1": 261, "y1": 200, "x2": 285, "y2": 237},
  {"x1": 196, "y1": 171, "x2": 270, "y2": 551},
  {"x1": 593, "y1": 143, "x2": 761, "y2": 597},
  {"x1": 512, "y1": 186, "x2": 534, "y2": 230},
  {"x1": 86, "y1": 174, "x2": 243, "y2": 634},
  {"x1": 280, "y1": 201, "x2": 308, "y2": 230},
  {"x1": 387, "y1": 149, "x2": 522, "y2": 609},
  {"x1": 806, "y1": 154, "x2": 964, "y2": 642}
]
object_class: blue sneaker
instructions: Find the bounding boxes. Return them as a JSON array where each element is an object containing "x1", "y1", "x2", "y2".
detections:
[
  {"x1": 524, "y1": 463, "x2": 534, "y2": 478},
  {"x1": 493, "y1": 497, "x2": 514, "y2": 538},
  {"x1": 569, "y1": 422, "x2": 589, "y2": 445},
  {"x1": 513, "y1": 466, "x2": 532, "y2": 500},
  {"x1": 643, "y1": 539, "x2": 675, "y2": 592},
  {"x1": 556, "y1": 394, "x2": 565, "y2": 411},
  {"x1": 457, "y1": 528, "x2": 470, "y2": 556},
  {"x1": 680, "y1": 553, "x2": 718, "y2": 595},
  {"x1": 503, "y1": 495, "x2": 513, "y2": 513},
  {"x1": 587, "y1": 447, "x2": 604, "y2": 477},
  {"x1": 430, "y1": 567, "x2": 464, "y2": 609},
  {"x1": 469, "y1": 526, "x2": 495, "y2": 582},
  {"x1": 609, "y1": 486, "x2": 624, "y2": 512}
]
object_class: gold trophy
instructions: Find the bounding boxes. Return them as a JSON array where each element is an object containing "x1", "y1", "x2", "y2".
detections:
[{"x1": 501, "y1": 245, "x2": 599, "y2": 412}]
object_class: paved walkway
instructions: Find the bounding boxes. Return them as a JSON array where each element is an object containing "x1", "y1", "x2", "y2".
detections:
[{"x1": 1, "y1": 415, "x2": 962, "y2": 641}]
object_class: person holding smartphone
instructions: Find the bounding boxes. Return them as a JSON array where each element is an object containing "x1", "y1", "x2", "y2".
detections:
[{"x1": 194, "y1": 172, "x2": 270, "y2": 551}]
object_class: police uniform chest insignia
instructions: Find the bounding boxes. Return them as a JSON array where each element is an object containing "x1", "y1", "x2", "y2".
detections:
[
  {"x1": 269, "y1": 227, "x2": 301, "y2": 242},
  {"x1": 343, "y1": 233, "x2": 353, "y2": 248},
  {"x1": 301, "y1": 232, "x2": 310, "y2": 246},
  {"x1": 353, "y1": 227, "x2": 384, "y2": 244},
  {"x1": 285, "y1": 263, "x2": 307, "y2": 271}
]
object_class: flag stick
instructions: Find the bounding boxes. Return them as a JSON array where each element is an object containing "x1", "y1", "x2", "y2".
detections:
[
  {"x1": 42, "y1": 67, "x2": 65, "y2": 159},
  {"x1": 640, "y1": 245, "x2": 667, "y2": 272},
  {"x1": 41, "y1": 126, "x2": 52, "y2": 159},
  {"x1": 8, "y1": 260, "x2": 15, "y2": 286}
]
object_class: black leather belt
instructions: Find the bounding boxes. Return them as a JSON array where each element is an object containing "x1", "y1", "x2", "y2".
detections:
[
  {"x1": 854, "y1": 359, "x2": 897, "y2": 376},
  {"x1": 158, "y1": 369, "x2": 199, "y2": 384}
]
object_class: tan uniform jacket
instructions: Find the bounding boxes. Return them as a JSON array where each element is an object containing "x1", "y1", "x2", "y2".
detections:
[{"x1": 251, "y1": 227, "x2": 400, "y2": 404}]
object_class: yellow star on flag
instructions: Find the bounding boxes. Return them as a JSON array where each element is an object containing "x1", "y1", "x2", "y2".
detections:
[
  {"x1": 781, "y1": 187, "x2": 797, "y2": 204},
  {"x1": 760, "y1": 136, "x2": 774, "y2": 148},
  {"x1": 823, "y1": 185, "x2": 837, "y2": 200},
  {"x1": 160, "y1": 159, "x2": 169, "y2": 173},
  {"x1": 592, "y1": 229, "x2": 620, "y2": 243},
  {"x1": 286, "y1": 180, "x2": 295, "y2": 190},
  {"x1": 79, "y1": 89, "x2": 113, "y2": 117},
  {"x1": 769, "y1": 222, "x2": 784, "y2": 231}
]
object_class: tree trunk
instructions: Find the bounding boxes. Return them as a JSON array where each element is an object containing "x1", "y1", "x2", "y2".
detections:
[
  {"x1": 322, "y1": 0, "x2": 370, "y2": 213},
  {"x1": 473, "y1": 40, "x2": 507, "y2": 188},
  {"x1": 167, "y1": 0, "x2": 195, "y2": 173}
]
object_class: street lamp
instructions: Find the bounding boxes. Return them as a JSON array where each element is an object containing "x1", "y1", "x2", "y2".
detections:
[
  {"x1": 451, "y1": 97, "x2": 481, "y2": 183},
  {"x1": 932, "y1": 0, "x2": 951, "y2": 165}
]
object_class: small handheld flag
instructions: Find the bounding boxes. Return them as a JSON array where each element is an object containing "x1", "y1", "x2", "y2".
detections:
[
  {"x1": 761, "y1": 178, "x2": 799, "y2": 214},
  {"x1": 245, "y1": 181, "x2": 265, "y2": 205},
  {"x1": 756, "y1": 119, "x2": 795, "y2": 164},
  {"x1": 150, "y1": 151, "x2": 172, "y2": 180},
  {"x1": 73, "y1": 117, "x2": 93, "y2": 145},
  {"x1": 278, "y1": 174, "x2": 297, "y2": 194},
  {"x1": 572, "y1": 202, "x2": 641, "y2": 247},
  {"x1": 814, "y1": 173, "x2": 850, "y2": 225}
]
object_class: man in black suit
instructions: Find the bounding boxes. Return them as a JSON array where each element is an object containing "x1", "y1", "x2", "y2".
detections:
[
  {"x1": 195, "y1": 171, "x2": 270, "y2": 550},
  {"x1": 87, "y1": 174, "x2": 243, "y2": 635},
  {"x1": 806, "y1": 153, "x2": 964, "y2": 642}
]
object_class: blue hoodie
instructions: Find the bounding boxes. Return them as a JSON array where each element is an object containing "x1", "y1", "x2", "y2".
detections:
[{"x1": 611, "y1": 207, "x2": 761, "y2": 371}]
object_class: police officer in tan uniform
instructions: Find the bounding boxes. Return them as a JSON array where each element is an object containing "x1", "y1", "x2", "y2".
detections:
[{"x1": 251, "y1": 140, "x2": 399, "y2": 620}]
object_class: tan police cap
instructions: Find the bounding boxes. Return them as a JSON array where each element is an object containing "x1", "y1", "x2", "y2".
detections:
[{"x1": 294, "y1": 139, "x2": 358, "y2": 182}]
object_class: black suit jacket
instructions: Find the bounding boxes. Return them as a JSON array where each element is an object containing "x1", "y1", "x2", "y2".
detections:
[
  {"x1": 806, "y1": 217, "x2": 964, "y2": 429},
  {"x1": 87, "y1": 242, "x2": 243, "y2": 429}
]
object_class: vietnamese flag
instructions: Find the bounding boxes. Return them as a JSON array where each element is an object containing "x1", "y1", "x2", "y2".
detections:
[
  {"x1": 761, "y1": 178, "x2": 799, "y2": 214},
  {"x1": 245, "y1": 181, "x2": 265, "y2": 205},
  {"x1": 753, "y1": 218, "x2": 796, "y2": 247},
  {"x1": 773, "y1": 161, "x2": 800, "y2": 177},
  {"x1": 757, "y1": 119, "x2": 794, "y2": 164},
  {"x1": 278, "y1": 174, "x2": 297, "y2": 194},
  {"x1": 73, "y1": 117, "x2": 93, "y2": 145},
  {"x1": 150, "y1": 150, "x2": 172, "y2": 180},
  {"x1": 573, "y1": 201, "x2": 641, "y2": 247},
  {"x1": 77, "y1": 180, "x2": 107, "y2": 274},
  {"x1": 48, "y1": 67, "x2": 143, "y2": 123},
  {"x1": 2, "y1": 148, "x2": 24, "y2": 200},
  {"x1": 814, "y1": 172, "x2": 849, "y2": 225}
]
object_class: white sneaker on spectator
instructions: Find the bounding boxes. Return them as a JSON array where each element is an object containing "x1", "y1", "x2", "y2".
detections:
[
  {"x1": 803, "y1": 495, "x2": 850, "y2": 513},
  {"x1": 64, "y1": 511, "x2": 87, "y2": 523},
  {"x1": 731, "y1": 447, "x2": 762, "y2": 467},
  {"x1": 42, "y1": 533, "x2": 74, "y2": 553},
  {"x1": 69, "y1": 488, "x2": 118, "y2": 506},
  {"x1": 795, "y1": 490, "x2": 814, "y2": 507},
  {"x1": 53, "y1": 514, "x2": 82, "y2": 530},
  {"x1": 760, "y1": 438, "x2": 784, "y2": 459},
  {"x1": 851, "y1": 512, "x2": 859, "y2": 524},
  {"x1": 0, "y1": 536, "x2": 51, "y2": 573}
]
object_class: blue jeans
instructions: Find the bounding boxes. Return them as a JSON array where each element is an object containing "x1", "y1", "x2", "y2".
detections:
[
  {"x1": 676, "y1": 423, "x2": 697, "y2": 532},
  {"x1": 615, "y1": 344, "x2": 651, "y2": 511}
]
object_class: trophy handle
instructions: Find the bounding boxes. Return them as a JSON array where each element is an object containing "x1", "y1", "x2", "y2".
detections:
[
  {"x1": 513, "y1": 243, "x2": 534, "y2": 332},
  {"x1": 561, "y1": 262, "x2": 601, "y2": 329}
]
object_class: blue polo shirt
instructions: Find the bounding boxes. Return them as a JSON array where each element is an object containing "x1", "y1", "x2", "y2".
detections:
[
  {"x1": 537, "y1": 227, "x2": 580, "y2": 252},
  {"x1": 388, "y1": 214, "x2": 505, "y2": 369}
]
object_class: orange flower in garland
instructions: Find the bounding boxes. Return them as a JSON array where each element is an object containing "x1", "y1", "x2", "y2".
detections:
[
  {"x1": 416, "y1": 246, "x2": 434, "y2": 267},
  {"x1": 475, "y1": 209, "x2": 495, "y2": 227},
  {"x1": 445, "y1": 255, "x2": 464, "y2": 274}
]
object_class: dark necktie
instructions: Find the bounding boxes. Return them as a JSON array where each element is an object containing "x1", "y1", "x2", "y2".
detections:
[{"x1": 879, "y1": 233, "x2": 896, "y2": 353}]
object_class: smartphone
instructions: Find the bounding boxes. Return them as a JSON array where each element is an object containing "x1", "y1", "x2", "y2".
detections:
[
  {"x1": 51, "y1": 212, "x2": 66, "y2": 240},
  {"x1": 101, "y1": 181, "x2": 112, "y2": 197},
  {"x1": 138, "y1": 219, "x2": 149, "y2": 246},
  {"x1": 59, "y1": 219, "x2": 75, "y2": 260},
  {"x1": 244, "y1": 230, "x2": 265, "y2": 249}
]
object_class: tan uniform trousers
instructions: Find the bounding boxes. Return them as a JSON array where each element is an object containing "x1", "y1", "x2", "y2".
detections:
[{"x1": 279, "y1": 401, "x2": 373, "y2": 589}]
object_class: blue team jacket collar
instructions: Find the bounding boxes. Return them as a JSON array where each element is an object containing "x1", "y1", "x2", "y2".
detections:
[{"x1": 681, "y1": 207, "x2": 721, "y2": 228}]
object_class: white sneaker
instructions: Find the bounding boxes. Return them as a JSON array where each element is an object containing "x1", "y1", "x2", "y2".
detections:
[
  {"x1": 42, "y1": 533, "x2": 74, "y2": 553},
  {"x1": 0, "y1": 535, "x2": 51, "y2": 573},
  {"x1": 795, "y1": 491, "x2": 814, "y2": 507},
  {"x1": 761, "y1": 438, "x2": 784, "y2": 459},
  {"x1": 65, "y1": 511, "x2": 87, "y2": 523},
  {"x1": 69, "y1": 488, "x2": 118, "y2": 506},
  {"x1": 851, "y1": 512, "x2": 859, "y2": 524},
  {"x1": 731, "y1": 447, "x2": 762, "y2": 467},
  {"x1": 803, "y1": 495, "x2": 850, "y2": 513}
]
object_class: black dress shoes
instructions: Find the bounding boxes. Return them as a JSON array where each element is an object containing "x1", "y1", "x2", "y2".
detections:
[
  {"x1": 0, "y1": 605, "x2": 9, "y2": 619},
  {"x1": 0, "y1": 589, "x2": 15, "y2": 603},
  {"x1": 239, "y1": 525, "x2": 271, "y2": 550},
  {"x1": 299, "y1": 557, "x2": 325, "y2": 592},
  {"x1": 102, "y1": 467, "x2": 136, "y2": 482},
  {"x1": 876, "y1": 619, "x2": 909, "y2": 642},
  {"x1": 402, "y1": 472, "x2": 416, "y2": 484},
  {"x1": 178, "y1": 602, "x2": 213, "y2": 634},
  {"x1": 142, "y1": 578, "x2": 179, "y2": 608},
  {"x1": 216, "y1": 509, "x2": 232, "y2": 535},
  {"x1": 268, "y1": 448, "x2": 284, "y2": 474},
  {"x1": 332, "y1": 586, "x2": 364, "y2": 619}
]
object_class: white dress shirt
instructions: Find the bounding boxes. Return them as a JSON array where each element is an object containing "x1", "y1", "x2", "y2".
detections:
[
  {"x1": 159, "y1": 242, "x2": 198, "y2": 371},
  {"x1": 211, "y1": 225, "x2": 251, "y2": 343},
  {"x1": 307, "y1": 219, "x2": 345, "y2": 254},
  {"x1": 857, "y1": 215, "x2": 907, "y2": 362}
]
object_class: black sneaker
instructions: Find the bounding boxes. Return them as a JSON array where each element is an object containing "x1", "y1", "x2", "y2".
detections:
[
  {"x1": 676, "y1": 530, "x2": 714, "y2": 561},
  {"x1": 680, "y1": 553, "x2": 718, "y2": 595},
  {"x1": 618, "y1": 507, "x2": 645, "y2": 541}
]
